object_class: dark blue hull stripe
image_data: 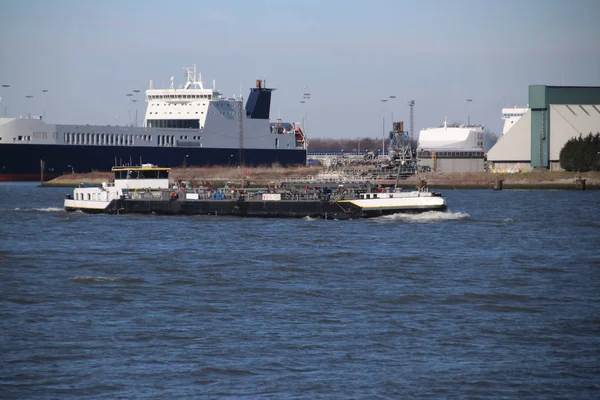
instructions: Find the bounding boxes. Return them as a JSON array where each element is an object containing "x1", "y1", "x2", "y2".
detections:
[{"x1": 0, "y1": 144, "x2": 307, "y2": 177}]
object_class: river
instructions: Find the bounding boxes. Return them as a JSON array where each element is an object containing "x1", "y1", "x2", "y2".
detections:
[{"x1": 1, "y1": 183, "x2": 599, "y2": 399}]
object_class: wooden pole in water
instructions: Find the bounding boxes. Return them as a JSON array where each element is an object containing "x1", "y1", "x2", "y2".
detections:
[{"x1": 40, "y1": 159, "x2": 44, "y2": 185}]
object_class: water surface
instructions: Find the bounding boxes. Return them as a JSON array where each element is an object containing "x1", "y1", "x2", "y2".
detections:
[{"x1": 1, "y1": 183, "x2": 599, "y2": 399}]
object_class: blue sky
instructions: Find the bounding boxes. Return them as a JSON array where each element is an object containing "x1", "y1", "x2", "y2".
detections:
[{"x1": 1, "y1": 0, "x2": 599, "y2": 139}]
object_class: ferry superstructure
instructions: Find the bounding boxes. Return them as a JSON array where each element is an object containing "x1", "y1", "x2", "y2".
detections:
[
  {"x1": 501, "y1": 106, "x2": 528, "y2": 135},
  {"x1": 417, "y1": 118, "x2": 498, "y2": 152},
  {"x1": 0, "y1": 65, "x2": 307, "y2": 181}
]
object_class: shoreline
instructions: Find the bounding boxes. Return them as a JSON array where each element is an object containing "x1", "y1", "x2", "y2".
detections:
[{"x1": 40, "y1": 168, "x2": 600, "y2": 190}]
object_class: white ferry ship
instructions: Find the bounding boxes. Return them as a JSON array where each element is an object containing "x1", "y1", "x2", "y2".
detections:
[
  {"x1": 417, "y1": 118, "x2": 498, "y2": 152},
  {"x1": 501, "y1": 106, "x2": 528, "y2": 135},
  {"x1": 0, "y1": 65, "x2": 307, "y2": 181}
]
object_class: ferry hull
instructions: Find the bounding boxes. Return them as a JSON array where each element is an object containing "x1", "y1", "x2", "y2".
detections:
[{"x1": 0, "y1": 144, "x2": 307, "y2": 181}]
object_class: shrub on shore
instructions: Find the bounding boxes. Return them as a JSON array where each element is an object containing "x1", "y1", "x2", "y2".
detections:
[{"x1": 559, "y1": 132, "x2": 600, "y2": 172}]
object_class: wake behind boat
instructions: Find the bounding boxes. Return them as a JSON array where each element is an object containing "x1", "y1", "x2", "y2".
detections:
[
  {"x1": 0, "y1": 65, "x2": 307, "y2": 181},
  {"x1": 64, "y1": 164, "x2": 447, "y2": 219}
]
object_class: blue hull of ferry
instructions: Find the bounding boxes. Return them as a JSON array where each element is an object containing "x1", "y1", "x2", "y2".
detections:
[{"x1": 0, "y1": 144, "x2": 307, "y2": 181}]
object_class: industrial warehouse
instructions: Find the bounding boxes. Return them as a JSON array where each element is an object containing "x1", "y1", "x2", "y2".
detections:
[{"x1": 487, "y1": 85, "x2": 600, "y2": 172}]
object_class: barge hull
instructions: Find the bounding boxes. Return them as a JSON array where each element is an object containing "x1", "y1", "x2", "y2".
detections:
[{"x1": 93, "y1": 198, "x2": 447, "y2": 219}]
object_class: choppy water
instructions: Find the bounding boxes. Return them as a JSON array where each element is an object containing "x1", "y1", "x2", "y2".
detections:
[{"x1": 1, "y1": 182, "x2": 599, "y2": 399}]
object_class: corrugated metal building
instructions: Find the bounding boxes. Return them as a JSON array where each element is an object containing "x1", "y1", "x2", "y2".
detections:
[
  {"x1": 488, "y1": 86, "x2": 600, "y2": 171},
  {"x1": 418, "y1": 149, "x2": 485, "y2": 173}
]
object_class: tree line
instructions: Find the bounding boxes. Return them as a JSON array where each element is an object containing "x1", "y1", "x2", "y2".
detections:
[
  {"x1": 307, "y1": 137, "x2": 384, "y2": 153},
  {"x1": 307, "y1": 137, "x2": 420, "y2": 153},
  {"x1": 559, "y1": 132, "x2": 600, "y2": 172}
]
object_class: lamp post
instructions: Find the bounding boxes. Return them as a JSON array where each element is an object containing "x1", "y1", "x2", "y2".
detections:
[
  {"x1": 25, "y1": 95, "x2": 33, "y2": 117},
  {"x1": 466, "y1": 98, "x2": 473, "y2": 125},
  {"x1": 408, "y1": 100, "x2": 415, "y2": 141},
  {"x1": 380, "y1": 99, "x2": 388, "y2": 155},
  {"x1": 131, "y1": 99, "x2": 139, "y2": 127},
  {"x1": 300, "y1": 100, "x2": 305, "y2": 131},
  {"x1": 132, "y1": 89, "x2": 141, "y2": 127},
  {"x1": 301, "y1": 89, "x2": 310, "y2": 135},
  {"x1": 1, "y1": 84, "x2": 9, "y2": 117},
  {"x1": 126, "y1": 93, "x2": 133, "y2": 125},
  {"x1": 389, "y1": 95, "x2": 396, "y2": 130},
  {"x1": 41, "y1": 89, "x2": 48, "y2": 121}
]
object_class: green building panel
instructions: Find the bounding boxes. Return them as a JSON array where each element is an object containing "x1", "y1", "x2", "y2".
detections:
[{"x1": 529, "y1": 85, "x2": 600, "y2": 168}]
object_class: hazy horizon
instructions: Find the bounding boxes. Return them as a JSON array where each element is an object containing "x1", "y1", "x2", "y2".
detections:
[{"x1": 1, "y1": 0, "x2": 598, "y2": 140}]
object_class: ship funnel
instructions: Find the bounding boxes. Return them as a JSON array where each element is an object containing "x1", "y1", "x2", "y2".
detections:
[{"x1": 246, "y1": 80, "x2": 274, "y2": 119}]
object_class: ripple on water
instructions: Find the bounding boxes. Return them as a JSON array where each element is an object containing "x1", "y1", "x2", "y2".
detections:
[{"x1": 72, "y1": 276, "x2": 146, "y2": 284}]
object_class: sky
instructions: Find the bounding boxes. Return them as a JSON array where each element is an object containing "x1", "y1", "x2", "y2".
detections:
[{"x1": 1, "y1": 0, "x2": 599, "y2": 141}]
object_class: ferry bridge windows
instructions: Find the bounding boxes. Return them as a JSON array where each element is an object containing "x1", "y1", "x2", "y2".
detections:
[
  {"x1": 157, "y1": 135, "x2": 175, "y2": 147},
  {"x1": 147, "y1": 119, "x2": 200, "y2": 129}
]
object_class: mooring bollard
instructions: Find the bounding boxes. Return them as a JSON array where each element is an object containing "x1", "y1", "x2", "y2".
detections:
[{"x1": 575, "y1": 177, "x2": 586, "y2": 190}]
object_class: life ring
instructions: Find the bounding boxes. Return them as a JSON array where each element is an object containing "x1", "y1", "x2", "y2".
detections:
[{"x1": 170, "y1": 191, "x2": 178, "y2": 198}]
